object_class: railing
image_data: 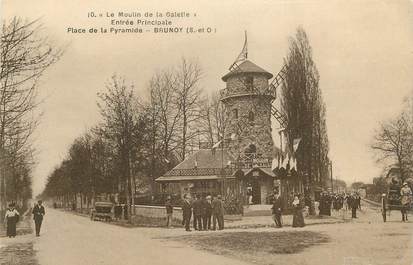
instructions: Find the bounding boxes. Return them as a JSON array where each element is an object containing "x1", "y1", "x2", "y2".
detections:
[
  {"x1": 165, "y1": 167, "x2": 234, "y2": 176},
  {"x1": 219, "y1": 85, "x2": 276, "y2": 100}
]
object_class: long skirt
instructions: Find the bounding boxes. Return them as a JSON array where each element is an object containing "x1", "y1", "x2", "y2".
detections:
[
  {"x1": 6, "y1": 217, "x2": 17, "y2": 237},
  {"x1": 292, "y1": 208, "x2": 305, "y2": 227}
]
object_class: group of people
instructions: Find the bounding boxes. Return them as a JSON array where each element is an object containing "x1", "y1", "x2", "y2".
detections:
[
  {"x1": 165, "y1": 194, "x2": 225, "y2": 231},
  {"x1": 319, "y1": 191, "x2": 361, "y2": 218},
  {"x1": 3, "y1": 200, "x2": 45, "y2": 238},
  {"x1": 271, "y1": 193, "x2": 305, "y2": 228}
]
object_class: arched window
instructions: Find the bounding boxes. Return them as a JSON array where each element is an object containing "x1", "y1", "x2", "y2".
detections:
[
  {"x1": 248, "y1": 111, "x2": 255, "y2": 122},
  {"x1": 245, "y1": 76, "x2": 253, "y2": 90},
  {"x1": 232, "y1": 108, "x2": 238, "y2": 119}
]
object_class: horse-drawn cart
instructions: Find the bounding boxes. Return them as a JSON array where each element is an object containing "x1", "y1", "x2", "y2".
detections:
[{"x1": 381, "y1": 183, "x2": 412, "y2": 222}]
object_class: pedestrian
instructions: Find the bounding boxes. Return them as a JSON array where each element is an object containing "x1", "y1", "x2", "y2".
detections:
[
  {"x1": 292, "y1": 195, "x2": 305, "y2": 228},
  {"x1": 271, "y1": 193, "x2": 283, "y2": 228},
  {"x1": 181, "y1": 194, "x2": 192, "y2": 232},
  {"x1": 165, "y1": 196, "x2": 173, "y2": 228},
  {"x1": 201, "y1": 195, "x2": 212, "y2": 230},
  {"x1": 400, "y1": 182, "x2": 412, "y2": 222},
  {"x1": 350, "y1": 194, "x2": 358, "y2": 219},
  {"x1": 212, "y1": 195, "x2": 224, "y2": 230},
  {"x1": 4, "y1": 203, "x2": 19, "y2": 238},
  {"x1": 356, "y1": 194, "x2": 361, "y2": 210},
  {"x1": 192, "y1": 194, "x2": 202, "y2": 230},
  {"x1": 32, "y1": 200, "x2": 45, "y2": 237}
]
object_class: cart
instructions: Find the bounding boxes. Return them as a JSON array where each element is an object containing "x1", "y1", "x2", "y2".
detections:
[
  {"x1": 381, "y1": 184, "x2": 411, "y2": 222},
  {"x1": 90, "y1": 201, "x2": 114, "y2": 222}
]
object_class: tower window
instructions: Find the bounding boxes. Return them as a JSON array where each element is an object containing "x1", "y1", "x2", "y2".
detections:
[
  {"x1": 233, "y1": 108, "x2": 238, "y2": 119},
  {"x1": 248, "y1": 111, "x2": 255, "y2": 122},
  {"x1": 245, "y1": 76, "x2": 253, "y2": 90}
]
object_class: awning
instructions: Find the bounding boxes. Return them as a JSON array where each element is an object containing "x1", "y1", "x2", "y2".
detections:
[{"x1": 156, "y1": 175, "x2": 235, "y2": 182}]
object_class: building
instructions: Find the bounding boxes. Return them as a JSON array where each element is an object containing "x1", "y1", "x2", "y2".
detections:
[{"x1": 156, "y1": 58, "x2": 301, "y2": 205}]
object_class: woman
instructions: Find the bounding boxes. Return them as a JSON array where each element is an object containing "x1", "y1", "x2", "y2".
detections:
[
  {"x1": 292, "y1": 195, "x2": 305, "y2": 228},
  {"x1": 4, "y1": 203, "x2": 20, "y2": 238},
  {"x1": 400, "y1": 182, "x2": 412, "y2": 222}
]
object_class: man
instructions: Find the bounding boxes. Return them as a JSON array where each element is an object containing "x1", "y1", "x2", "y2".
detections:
[
  {"x1": 192, "y1": 194, "x2": 203, "y2": 230},
  {"x1": 165, "y1": 196, "x2": 173, "y2": 228},
  {"x1": 271, "y1": 193, "x2": 283, "y2": 228},
  {"x1": 201, "y1": 195, "x2": 212, "y2": 230},
  {"x1": 350, "y1": 193, "x2": 358, "y2": 219},
  {"x1": 181, "y1": 194, "x2": 192, "y2": 231},
  {"x1": 212, "y1": 195, "x2": 224, "y2": 230},
  {"x1": 32, "y1": 200, "x2": 45, "y2": 236},
  {"x1": 400, "y1": 182, "x2": 412, "y2": 222}
]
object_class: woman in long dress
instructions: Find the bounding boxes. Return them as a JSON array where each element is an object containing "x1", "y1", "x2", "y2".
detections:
[
  {"x1": 292, "y1": 195, "x2": 305, "y2": 228},
  {"x1": 4, "y1": 203, "x2": 20, "y2": 238}
]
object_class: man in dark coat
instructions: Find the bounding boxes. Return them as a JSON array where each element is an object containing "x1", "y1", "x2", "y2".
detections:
[
  {"x1": 271, "y1": 193, "x2": 283, "y2": 228},
  {"x1": 201, "y1": 195, "x2": 212, "y2": 230},
  {"x1": 192, "y1": 194, "x2": 203, "y2": 230},
  {"x1": 32, "y1": 200, "x2": 45, "y2": 236},
  {"x1": 212, "y1": 195, "x2": 224, "y2": 230},
  {"x1": 181, "y1": 194, "x2": 192, "y2": 231},
  {"x1": 349, "y1": 193, "x2": 358, "y2": 218}
]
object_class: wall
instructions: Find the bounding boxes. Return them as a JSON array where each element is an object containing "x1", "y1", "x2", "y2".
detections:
[{"x1": 133, "y1": 205, "x2": 183, "y2": 221}]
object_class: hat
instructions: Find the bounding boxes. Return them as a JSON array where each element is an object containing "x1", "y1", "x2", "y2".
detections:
[
  {"x1": 403, "y1": 182, "x2": 408, "y2": 186},
  {"x1": 206, "y1": 195, "x2": 211, "y2": 200}
]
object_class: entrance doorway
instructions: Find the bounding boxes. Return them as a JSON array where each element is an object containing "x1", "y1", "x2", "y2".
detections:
[{"x1": 246, "y1": 178, "x2": 261, "y2": 204}]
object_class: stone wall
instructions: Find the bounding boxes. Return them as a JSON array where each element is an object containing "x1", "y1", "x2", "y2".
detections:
[
  {"x1": 221, "y1": 73, "x2": 275, "y2": 159},
  {"x1": 133, "y1": 205, "x2": 183, "y2": 221}
]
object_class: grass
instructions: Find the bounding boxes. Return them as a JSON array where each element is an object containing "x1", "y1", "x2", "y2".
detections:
[{"x1": 169, "y1": 231, "x2": 329, "y2": 264}]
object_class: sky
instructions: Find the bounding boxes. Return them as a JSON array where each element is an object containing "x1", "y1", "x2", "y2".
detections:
[{"x1": 1, "y1": 0, "x2": 413, "y2": 195}]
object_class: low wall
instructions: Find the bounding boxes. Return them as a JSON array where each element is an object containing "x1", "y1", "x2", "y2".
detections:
[{"x1": 133, "y1": 205, "x2": 183, "y2": 221}]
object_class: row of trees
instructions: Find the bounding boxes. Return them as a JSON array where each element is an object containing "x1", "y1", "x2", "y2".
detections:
[
  {"x1": 41, "y1": 60, "x2": 227, "y2": 219},
  {"x1": 0, "y1": 17, "x2": 61, "y2": 214},
  {"x1": 371, "y1": 91, "x2": 413, "y2": 188},
  {"x1": 281, "y1": 27, "x2": 330, "y2": 213}
]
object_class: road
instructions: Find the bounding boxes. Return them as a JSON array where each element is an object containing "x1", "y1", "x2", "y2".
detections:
[{"x1": 0, "y1": 202, "x2": 412, "y2": 265}]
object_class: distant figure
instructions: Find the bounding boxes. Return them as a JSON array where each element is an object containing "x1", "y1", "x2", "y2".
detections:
[
  {"x1": 350, "y1": 194, "x2": 358, "y2": 218},
  {"x1": 212, "y1": 195, "x2": 224, "y2": 230},
  {"x1": 165, "y1": 196, "x2": 173, "y2": 228},
  {"x1": 4, "y1": 203, "x2": 19, "y2": 238},
  {"x1": 181, "y1": 194, "x2": 192, "y2": 232},
  {"x1": 292, "y1": 195, "x2": 305, "y2": 228},
  {"x1": 271, "y1": 193, "x2": 283, "y2": 228},
  {"x1": 32, "y1": 200, "x2": 45, "y2": 236},
  {"x1": 381, "y1": 193, "x2": 387, "y2": 222},
  {"x1": 201, "y1": 195, "x2": 212, "y2": 230},
  {"x1": 400, "y1": 182, "x2": 412, "y2": 222}
]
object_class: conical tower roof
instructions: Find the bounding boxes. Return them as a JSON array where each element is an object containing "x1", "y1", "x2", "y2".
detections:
[{"x1": 222, "y1": 60, "x2": 273, "y2": 81}]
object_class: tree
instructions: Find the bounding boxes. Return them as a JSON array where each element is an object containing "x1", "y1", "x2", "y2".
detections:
[
  {"x1": 97, "y1": 74, "x2": 148, "y2": 221},
  {"x1": 0, "y1": 17, "x2": 62, "y2": 212},
  {"x1": 371, "y1": 114, "x2": 412, "y2": 182},
  {"x1": 281, "y1": 26, "x2": 330, "y2": 214}
]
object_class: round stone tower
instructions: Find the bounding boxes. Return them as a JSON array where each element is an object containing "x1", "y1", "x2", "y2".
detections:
[{"x1": 220, "y1": 60, "x2": 275, "y2": 162}]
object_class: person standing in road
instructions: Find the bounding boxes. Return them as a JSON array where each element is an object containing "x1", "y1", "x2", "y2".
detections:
[
  {"x1": 181, "y1": 194, "x2": 192, "y2": 232},
  {"x1": 32, "y1": 200, "x2": 45, "y2": 237},
  {"x1": 212, "y1": 195, "x2": 224, "y2": 230},
  {"x1": 292, "y1": 195, "x2": 305, "y2": 228},
  {"x1": 350, "y1": 193, "x2": 358, "y2": 219},
  {"x1": 165, "y1": 196, "x2": 173, "y2": 228},
  {"x1": 400, "y1": 182, "x2": 412, "y2": 222},
  {"x1": 4, "y1": 203, "x2": 19, "y2": 238},
  {"x1": 271, "y1": 193, "x2": 283, "y2": 228},
  {"x1": 202, "y1": 195, "x2": 212, "y2": 230},
  {"x1": 192, "y1": 194, "x2": 203, "y2": 230}
]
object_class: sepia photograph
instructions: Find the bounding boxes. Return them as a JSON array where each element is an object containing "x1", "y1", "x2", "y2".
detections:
[{"x1": 0, "y1": 0, "x2": 412, "y2": 264}]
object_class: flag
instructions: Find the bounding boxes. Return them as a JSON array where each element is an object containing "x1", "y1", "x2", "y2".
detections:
[
  {"x1": 229, "y1": 31, "x2": 248, "y2": 71},
  {"x1": 293, "y1": 138, "x2": 301, "y2": 153}
]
